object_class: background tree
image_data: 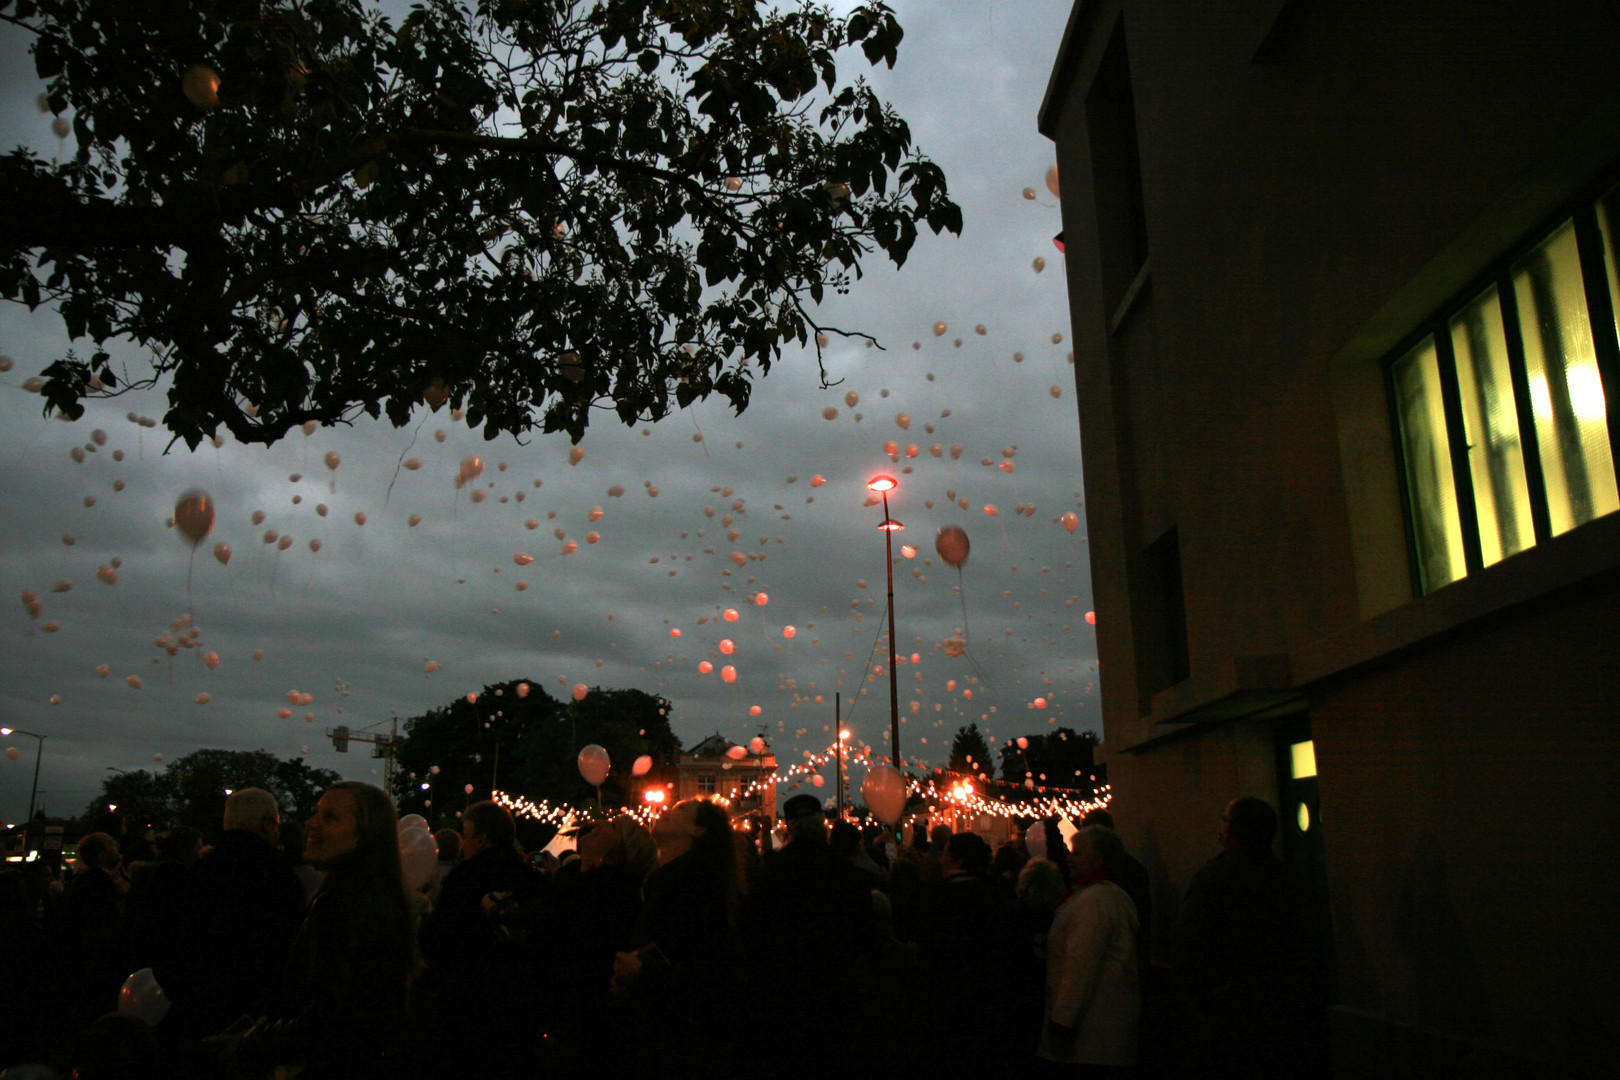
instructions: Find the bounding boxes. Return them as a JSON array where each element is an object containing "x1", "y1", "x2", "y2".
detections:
[
  {"x1": 85, "y1": 749, "x2": 340, "y2": 836},
  {"x1": 89, "y1": 769, "x2": 170, "y2": 833},
  {"x1": 3, "y1": 0, "x2": 961, "y2": 449},
  {"x1": 998, "y1": 728, "x2": 1102, "y2": 792},
  {"x1": 948, "y1": 722, "x2": 993, "y2": 778},
  {"x1": 390, "y1": 680, "x2": 680, "y2": 823}
]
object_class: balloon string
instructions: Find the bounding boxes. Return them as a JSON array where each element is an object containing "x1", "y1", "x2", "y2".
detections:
[
  {"x1": 954, "y1": 567, "x2": 992, "y2": 687},
  {"x1": 383, "y1": 413, "x2": 428, "y2": 510}
]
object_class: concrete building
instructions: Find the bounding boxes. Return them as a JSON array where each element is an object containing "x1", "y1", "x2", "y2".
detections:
[
  {"x1": 1040, "y1": 2, "x2": 1619, "y2": 1075},
  {"x1": 672, "y1": 733, "x2": 777, "y2": 826}
]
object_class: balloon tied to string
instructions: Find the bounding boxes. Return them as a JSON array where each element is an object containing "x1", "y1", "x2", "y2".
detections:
[{"x1": 934, "y1": 525, "x2": 991, "y2": 685}]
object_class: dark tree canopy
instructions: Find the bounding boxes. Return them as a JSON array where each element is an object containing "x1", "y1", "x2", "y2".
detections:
[
  {"x1": 87, "y1": 748, "x2": 341, "y2": 836},
  {"x1": 1, "y1": 0, "x2": 961, "y2": 449},
  {"x1": 947, "y1": 721, "x2": 992, "y2": 777},
  {"x1": 391, "y1": 679, "x2": 680, "y2": 819},
  {"x1": 998, "y1": 727, "x2": 1100, "y2": 791}
]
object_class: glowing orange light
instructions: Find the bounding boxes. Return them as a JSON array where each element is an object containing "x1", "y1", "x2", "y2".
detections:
[
  {"x1": 866, "y1": 475, "x2": 897, "y2": 492},
  {"x1": 644, "y1": 789, "x2": 666, "y2": 804},
  {"x1": 878, "y1": 518, "x2": 905, "y2": 532}
]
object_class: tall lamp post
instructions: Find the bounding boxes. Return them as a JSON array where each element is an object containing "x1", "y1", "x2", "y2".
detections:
[
  {"x1": 2, "y1": 727, "x2": 46, "y2": 827},
  {"x1": 866, "y1": 475, "x2": 904, "y2": 773}
]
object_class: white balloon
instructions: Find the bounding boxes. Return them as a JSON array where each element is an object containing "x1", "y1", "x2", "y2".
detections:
[
  {"x1": 117, "y1": 968, "x2": 172, "y2": 1027},
  {"x1": 398, "y1": 826, "x2": 438, "y2": 892},
  {"x1": 860, "y1": 765, "x2": 907, "y2": 825},
  {"x1": 397, "y1": 813, "x2": 428, "y2": 834}
]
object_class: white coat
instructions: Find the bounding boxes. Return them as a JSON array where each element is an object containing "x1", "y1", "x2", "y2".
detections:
[{"x1": 1036, "y1": 879, "x2": 1141, "y2": 1065}]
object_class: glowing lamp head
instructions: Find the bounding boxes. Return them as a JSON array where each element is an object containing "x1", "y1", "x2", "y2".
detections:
[
  {"x1": 878, "y1": 518, "x2": 905, "y2": 532},
  {"x1": 866, "y1": 475, "x2": 897, "y2": 492},
  {"x1": 839, "y1": 729, "x2": 851, "y2": 739},
  {"x1": 0, "y1": 728, "x2": 12, "y2": 736},
  {"x1": 644, "y1": 789, "x2": 666, "y2": 804}
]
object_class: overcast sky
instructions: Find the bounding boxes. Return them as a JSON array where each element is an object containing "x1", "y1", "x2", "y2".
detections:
[{"x1": 0, "y1": 0, "x2": 1098, "y2": 825}]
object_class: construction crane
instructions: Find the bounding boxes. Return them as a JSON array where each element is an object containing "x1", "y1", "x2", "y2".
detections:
[{"x1": 327, "y1": 716, "x2": 401, "y2": 791}]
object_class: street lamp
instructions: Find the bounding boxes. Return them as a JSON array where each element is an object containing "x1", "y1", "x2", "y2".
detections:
[
  {"x1": 866, "y1": 475, "x2": 904, "y2": 773},
  {"x1": 836, "y1": 728, "x2": 851, "y2": 818},
  {"x1": 1, "y1": 728, "x2": 45, "y2": 827}
]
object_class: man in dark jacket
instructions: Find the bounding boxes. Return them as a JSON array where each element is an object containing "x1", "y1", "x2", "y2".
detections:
[
  {"x1": 1172, "y1": 796, "x2": 1328, "y2": 1080},
  {"x1": 156, "y1": 789, "x2": 308, "y2": 1039},
  {"x1": 746, "y1": 796, "x2": 874, "y2": 1064},
  {"x1": 420, "y1": 800, "x2": 544, "y2": 1079}
]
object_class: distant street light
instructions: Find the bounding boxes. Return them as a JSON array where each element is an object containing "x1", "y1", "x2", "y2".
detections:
[
  {"x1": 866, "y1": 475, "x2": 904, "y2": 772},
  {"x1": 1, "y1": 728, "x2": 45, "y2": 826}
]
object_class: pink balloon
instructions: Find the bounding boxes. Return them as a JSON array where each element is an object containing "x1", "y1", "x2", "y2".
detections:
[
  {"x1": 723, "y1": 608, "x2": 739, "y2": 622},
  {"x1": 1061, "y1": 512, "x2": 1080, "y2": 534},
  {"x1": 719, "y1": 639, "x2": 735, "y2": 655},
  {"x1": 726, "y1": 745, "x2": 748, "y2": 760},
  {"x1": 783, "y1": 625, "x2": 797, "y2": 639},
  {"x1": 577, "y1": 744, "x2": 610, "y2": 786},
  {"x1": 861, "y1": 765, "x2": 906, "y2": 824},
  {"x1": 935, "y1": 525, "x2": 970, "y2": 568},
  {"x1": 572, "y1": 683, "x2": 588, "y2": 701},
  {"x1": 698, "y1": 661, "x2": 714, "y2": 674},
  {"x1": 810, "y1": 773, "x2": 825, "y2": 788},
  {"x1": 631, "y1": 755, "x2": 653, "y2": 776},
  {"x1": 721, "y1": 665, "x2": 737, "y2": 683}
]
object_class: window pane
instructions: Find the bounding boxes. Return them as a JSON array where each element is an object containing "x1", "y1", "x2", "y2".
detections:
[
  {"x1": 1599, "y1": 182, "x2": 1620, "y2": 349},
  {"x1": 1394, "y1": 336, "x2": 1465, "y2": 591},
  {"x1": 1450, "y1": 287, "x2": 1533, "y2": 565},
  {"x1": 1512, "y1": 220, "x2": 1619, "y2": 535}
]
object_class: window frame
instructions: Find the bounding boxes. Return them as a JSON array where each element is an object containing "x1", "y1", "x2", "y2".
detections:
[{"x1": 1385, "y1": 167, "x2": 1620, "y2": 596}]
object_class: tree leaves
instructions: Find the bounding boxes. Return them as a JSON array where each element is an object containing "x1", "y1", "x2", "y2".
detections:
[{"x1": 2, "y1": 0, "x2": 960, "y2": 449}]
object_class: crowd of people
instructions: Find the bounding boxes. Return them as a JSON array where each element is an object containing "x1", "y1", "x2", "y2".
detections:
[{"x1": 0, "y1": 783, "x2": 1327, "y2": 1079}]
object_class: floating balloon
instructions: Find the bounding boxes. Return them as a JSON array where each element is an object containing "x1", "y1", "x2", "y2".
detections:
[
  {"x1": 721, "y1": 665, "x2": 737, "y2": 683},
  {"x1": 572, "y1": 683, "x2": 588, "y2": 701},
  {"x1": 669, "y1": 628, "x2": 682, "y2": 638},
  {"x1": 935, "y1": 525, "x2": 970, "y2": 568},
  {"x1": 719, "y1": 639, "x2": 735, "y2": 655},
  {"x1": 810, "y1": 773, "x2": 825, "y2": 788},
  {"x1": 631, "y1": 754, "x2": 653, "y2": 776},
  {"x1": 174, "y1": 490, "x2": 215, "y2": 544},
  {"x1": 782, "y1": 625, "x2": 796, "y2": 639},
  {"x1": 811, "y1": 475, "x2": 826, "y2": 487},
  {"x1": 324, "y1": 451, "x2": 340, "y2": 470},
  {"x1": 577, "y1": 745, "x2": 610, "y2": 786},
  {"x1": 203, "y1": 651, "x2": 220, "y2": 670},
  {"x1": 195, "y1": 693, "x2": 212, "y2": 705},
  {"x1": 932, "y1": 321, "x2": 947, "y2": 336},
  {"x1": 861, "y1": 765, "x2": 907, "y2": 825},
  {"x1": 1022, "y1": 186, "x2": 1037, "y2": 200},
  {"x1": 6, "y1": 747, "x2": 18, "y2": 760},
  {"x1": 181, "y1": 64, "x2": 221, "y2": 109},
  {"x1": 1045, "y1": 163, "x2": 1060, "y2": 198},
  {"x1": 1033, "y1": 257, "x2": 1046, "y2": 273},
  {"x1": 1034, "y1": 697, "x2": 1048, "y2": 709},
  {"x1": 726, "y1": 744, "x2": 748, "y2": 760},
  {"x1": 749, "y1": 736, "x2": 767, "y2": 755},
  {"x1": 1085, "y1": 611, "x2": 1096, "y2": 625},
  {"x1": 699, "y1": 661, "x2": 713, "y2": 674},
  {"x1": 754, "y1": 592, "x2": 768, "y2": 606},
  {"x1": 723, "y1": 609, "x2": 739, "y2": 622},
  {"x1": 457, "y1": 455, "x2": 484, "y2": 488},
  {"x1": 1061, "y1": 512, "x2": 1080, "y2": 533}
]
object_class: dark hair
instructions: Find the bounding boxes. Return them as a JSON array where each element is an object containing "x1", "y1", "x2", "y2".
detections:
[
  {"x1": 158, "y1": 826, "x2": 203, "y2": 863},
  {"x1": 992, "y1": 840, "x2": 1026, "y2": 878},
  {"x1": 1226, "y1": 797, "x2": 1278, "y2": 851},
  {"x1": 681, "y1": 798, "x2": 740, "y2": 911},
  {"x1": 317, "y1": 782, "x2": 411, "y2": 918},
  {"x1": 1081, "y1": 808, "x2": 1115, "y2": 829},
  {"x1": 77, "y1": 832, "x2": 119, "y2": 871},
  {"x1": 434, "y1": 828, "x2": 461, "y2": 861},
  {"x1": 945, "y1": 832, "x2": 992, "y2": 877},
  {"x1": 829, "y1": 819, "x2": 862, "y2": 858},
  {"x1": 463, "y1": 800, "x2": 516, "y2": 852}
]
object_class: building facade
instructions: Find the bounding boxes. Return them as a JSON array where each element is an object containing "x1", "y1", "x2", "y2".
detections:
[
  {"x1": 1040, "y1": 2, "x2": 1619, "y2": 1075},
  {"x1": 672, "y1": 733, "x2": 777, "y2": 826}
]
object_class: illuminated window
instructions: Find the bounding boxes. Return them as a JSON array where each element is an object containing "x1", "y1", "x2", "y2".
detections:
[
  {"x1": 1289, "y1": 740, "x2": 1317, "y2": 781},
  {"x1": 1389, "y1": 180, "x2": 1620, "y2": 594},
  {"x1": 697, "y1": 773, "x2": 717, "y2": 795}
]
